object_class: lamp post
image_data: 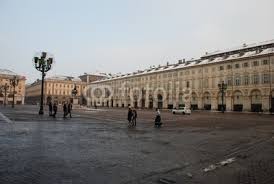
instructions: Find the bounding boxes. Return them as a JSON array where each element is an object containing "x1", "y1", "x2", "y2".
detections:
[
  {"x1": 218, "y1": 81, "x2": 227, "y2": 113},
  {"x1": 33, "y1": 52, "x2": 53, "y2": 115},
  {"x1": 10, "y1": 76, "x2": 19, "y2": 108},
  {"x1": 0, "y1": 83, "x2": 9, "y2": 106}
]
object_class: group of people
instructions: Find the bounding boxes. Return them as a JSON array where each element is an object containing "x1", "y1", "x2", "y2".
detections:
[
  {"x1": 127, "y1": 107, "x2": 137, "y2": 127},
  {"x1": 48, "y1": 102, "x2": 58, "y2": 118},
  {"x1": 127, "y1": 106, "x2": 162, "y2": 128},
  {"x1": 48, "y1": 101, "x2": 73, "y2": 118}
]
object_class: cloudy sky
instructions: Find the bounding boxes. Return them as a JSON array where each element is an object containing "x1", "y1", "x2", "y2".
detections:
[{"x1": 0, "y1": 0, "x2": 273, "y2": 83}]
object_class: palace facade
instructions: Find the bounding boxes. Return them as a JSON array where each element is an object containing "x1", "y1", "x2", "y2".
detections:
[
  {"x1": 25, "y1": 73, "x2": 108, "y2": 105},
  {"x1": 25, "y1": 76, "x2": 87, "y2": 105},
  {"x1": 88, "y1": 40, "x2": 274, "y2": 112},
  {"x1": 0, "y1": 69, "x2": 26, "y2": 105}
]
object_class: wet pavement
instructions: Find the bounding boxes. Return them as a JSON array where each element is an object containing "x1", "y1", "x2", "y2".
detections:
[{"x1": 0, "y1": 105, "x2": 274, "y2": 184}]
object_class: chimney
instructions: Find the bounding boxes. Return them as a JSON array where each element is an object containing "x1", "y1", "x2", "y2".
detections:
[{"x1": 178, "y1": 59, "x2": 182, "y2": 64}]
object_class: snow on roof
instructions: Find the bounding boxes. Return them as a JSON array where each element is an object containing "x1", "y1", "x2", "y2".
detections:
[
  {"x1": 0, "y1": 69, "x2": 18, "y2": 76},
  {"x1": 226, "y1": 53, "x2": 239, "y2": 60},
  {"x1": 46, "y1": 75, "x2": 82, "y2": 82},
  {"x1": 203, "y1": 39, "x2": 274, "y2": 57},
  {"x1": 92, "y1": 41, "x2": 274, "y2": 84},
  {"x1": 258, "y1": 47, "x2": 274, "y2": 55},
  {"x1": 82, "y1": 72, "x2": 110, "y2": 77}
]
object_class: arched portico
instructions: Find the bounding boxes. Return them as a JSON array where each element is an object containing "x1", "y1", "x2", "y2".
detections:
[
  {"x1": 233, "y1": 90, "x2": 243, "y2": 111},
  {"x1": 250, "y1": 89, "x2": 262, "y2": 112},
  {"x1": 191, "y1": 92, "x2": 198, "y2": 110},
  {"x1": 203, "y1": 92, "x2": 211, "y2": 110}
]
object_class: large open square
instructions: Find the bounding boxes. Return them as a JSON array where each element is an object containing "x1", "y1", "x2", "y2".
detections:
[{"x1": 0, "y1": 106, "x2": 274, "y2": 184}]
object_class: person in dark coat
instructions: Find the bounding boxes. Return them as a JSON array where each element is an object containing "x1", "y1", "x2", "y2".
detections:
[
  {"x1": 68, "y1": 102, "x2": 72, "y2": 118},
  {"x1": 155, "y1": 108, "x2": 162, "y2": 127},
  {"x1": 48, "y1": 101, "x2": 53, "y2": 116},
  {"x1": 53, "y1": 103, "x2": 58, "y2": 118},
  {"x1": 63, "y1": 102, "x2": 68, "y2": 118},
  {"x1": 132, "y1": 109, "x2": 137, "y2": 126},
  {"x1": 127, "y1": 107, "x2": 133, "y2": 125}
]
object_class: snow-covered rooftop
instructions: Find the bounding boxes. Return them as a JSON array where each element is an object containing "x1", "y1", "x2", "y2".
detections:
[
  {"x1": 91, "y1": 39, "x2": 274, "y2": 84},
  {"x1": 0, "y1": 69, "x2": 18, "y2": 76},
  {"x1": 82, "y1": 72, "x2": 111, "y2": 77},
  {"x1": 46, "y1": 75, "x2": 82, "y2": 82},
  {"x1": 203, "y1": 39, "x2": 274, "y2": 57}
]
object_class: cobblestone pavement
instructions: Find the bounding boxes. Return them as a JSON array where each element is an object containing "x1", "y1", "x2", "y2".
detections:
[{"x1": 0, "y1": 105, "x2": 274, "y2": 184}]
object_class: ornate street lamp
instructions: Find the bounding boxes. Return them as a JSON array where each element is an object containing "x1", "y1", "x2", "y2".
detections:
[
  {"x1": 218, "y1": 81, "x2": 227, "y2": 113},
  {"x1": 0, "y1": 83, "x2": 9, "y2": 106},
  {"x1": 10, "y1": 76, "x2": 19, "y2": 108},
  {"x1": 33, "y1": 52, "x2": 54, "y2": 115}
]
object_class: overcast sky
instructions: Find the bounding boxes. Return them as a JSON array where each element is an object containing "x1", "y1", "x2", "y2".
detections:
[{"x1": 0, "y1": 0, "x2": 273, "y2": 83}]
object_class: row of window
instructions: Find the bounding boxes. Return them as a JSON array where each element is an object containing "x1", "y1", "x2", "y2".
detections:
[
  {"x1": 219, "y1": 60, "x2": 269, "y2": 71},
  {"x1": 47, "y1": 83, "x2": 84, "y2": 89},
  {"x1": 48, "y1": 90, "x2": 78, "y2": 95},
  {"x1": 108, "y1": 74, "x2": 273, "y2": 94}
]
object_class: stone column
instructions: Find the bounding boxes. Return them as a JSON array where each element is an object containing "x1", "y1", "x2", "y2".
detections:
[
  {"x1": 22, "y1": 96, "x2": 25, "y2": 105},
  {"x1": 137, "y1": 99, "x2": 142, "y2": 109},
  {"x1": 211, "y1": 97, "x2": 218, "y2": 110},
  {"x1": 243, "y1": 96, "x2": 251, "y2": 111},
  {"x1": 198, "y1": 97, "x2": 203, "y2": 110},
  {"x1": 262, "y1": 96, "x2": 270, "y2": 111},
  {"x1": 225, "y1": 96, "x2": 232, "y2": 111},
  {"x1": 145, "y1": 96, "x2": 149, "y2": 108}
]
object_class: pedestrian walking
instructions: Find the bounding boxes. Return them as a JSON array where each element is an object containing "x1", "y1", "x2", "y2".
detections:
[
  {"x1": 68, "y1": 102, "x2": 72, "y2": 118},
  {"x1": 154, "y1": 108, "x2": 162, "y2": 127},
  {"x1": 48, "y1": 101, "x2": 53, "y2": 116},
  {"x1": 53, "y1": 103, "x2": 58, "y2": 118},
  {"x1": 127, "y1": 107, "x2": 133, "y2": 126},
  {"x1": 63, "y1": 102, "x2": 68, "y2": 118},
  {"x1": 132, "y1": 109, "x2": 137, "y2": 126}
]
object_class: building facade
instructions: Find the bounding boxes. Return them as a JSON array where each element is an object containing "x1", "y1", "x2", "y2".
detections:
[
  {"x1": 79, "y1": 72, "x2": 109, "y2": 83},
  {"x1": 25, "y1": 76, "x2": 87, "y2": 105},
  {"x1": 0, "y1": 69, "x2": 26, "y2": 105},
  {"x1": 87, "y1": 40, "x2": 274, "y2": 112}
]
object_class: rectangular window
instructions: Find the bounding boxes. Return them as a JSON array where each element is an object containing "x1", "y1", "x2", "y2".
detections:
[
  {"x1": 262, "y1": 74, "x2": 270, "y2": 84},
  {"x1": 243, "y1": 62, "x2": 249, "y2": 67},
  {"x1": 262, "y1": 60, "x2": 269, "y2": 65},
  {"x1": 235, "y1": 77, "x2": 241, "y2": 86},
  {"x1": 235, "y1": 64, "x2": 240, "y2": 69},
  {"x1": 219, "y1": 66, "x2": 224, "y2": 70},
  {"x1": 253, "y1": 74, "x2": 259, "y2": 84},
  {"x1": 227, "y1": 65, "x2": 232, "y2": 69},
  {"x1": 204, "y1": 79, "x2": 208, "y2": 88},
  {"x1": 227, "y1": 77, "x2": 233, "y2": 86},
  {"x1": 253, "y1": 61, "x2": 259, "y2": 67},
  {"x1": 244, "y1": 75, "x2": 249, "y2": 85}
]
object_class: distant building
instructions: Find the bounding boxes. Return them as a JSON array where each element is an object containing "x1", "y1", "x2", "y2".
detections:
[
  {"x1": 25, "y1": 75, "x2": 87, "y2": 105},
  {"x1": 79, "y1": 72, "x2": 109, "y2": 83},
  {"x1": 0, "y1": 69, "x2": 26, "y2": 105},
  {"x1": 88, "y1": 39, "x2": 274, "y2": 112}
]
